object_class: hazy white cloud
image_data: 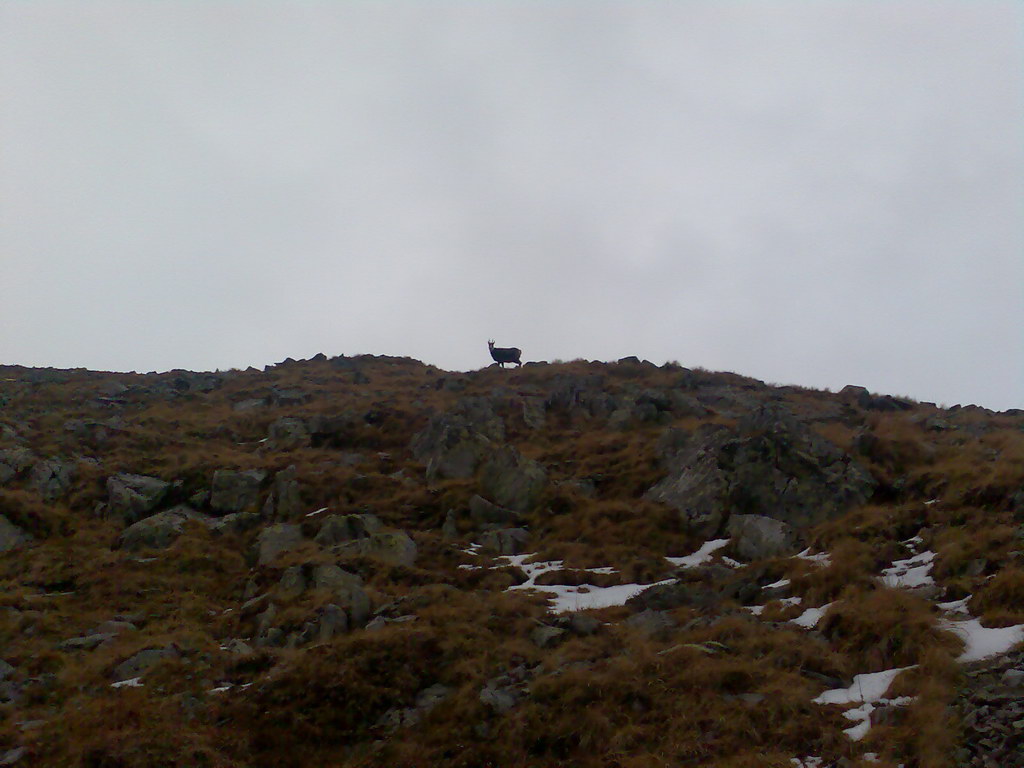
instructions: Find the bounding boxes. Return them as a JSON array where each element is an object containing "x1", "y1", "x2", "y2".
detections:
[{"x1": 1, "y1": 2, "x2": 1021, "y2": 409}]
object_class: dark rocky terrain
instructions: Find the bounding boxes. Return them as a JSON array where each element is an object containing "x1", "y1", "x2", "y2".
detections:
[{"x1": 0, "y1": 354, "x2": 1022, "y2": 767}]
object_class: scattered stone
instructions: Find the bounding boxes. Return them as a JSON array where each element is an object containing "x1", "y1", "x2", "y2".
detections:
[
  {"x1": 58, "y1": 634, "x2": 115, "y2": 651},
  {"x1": 0, "y1": 747, "x2": 26, "y2": 766}
]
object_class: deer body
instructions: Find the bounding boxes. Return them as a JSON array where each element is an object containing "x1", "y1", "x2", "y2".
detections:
[{"x1": 488, "y1": 340, "x2": 522, "y2": 368}]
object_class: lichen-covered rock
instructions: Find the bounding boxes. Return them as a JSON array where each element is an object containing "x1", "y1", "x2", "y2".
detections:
[
  {"x1": 119, "y1": 505, "x2": 208, "y2": 551},
  {"x1": 726, "y1": 514, "x2": 800, "y2": 560},
  {"x1": 266, "y1": 465, "x2": 303, "y2": 519},
  {"x1": 0, "y1": 515, "x2": 30, "y2": 554},
  {"x1": 267, "y1": 418, "x2": 309, "y2": 450},
  {"x1": 314, "y1": 513, "x2": 383, "y2": 546},
  {"x1": 210, "y1": 469, "x2": 266, "y2": 514},
  {"x1": 254, "y1": 524, "x2": 303, "y2": 566},
  {"x1": 645, "y1": 424, "x2": 733, "y2": 538},
  {"x1": 29, "y1": 458, "x2": 75, "y2": 501},
  {"x1": 0, "y1": 448, "x2": 35, "y2": 485},
  {"x1": 106, "y1": 473, "x2": 171, "y2": 526},
  {"x1": 410, "y1": 397, "x2": 505, "y2": 481},
  {"x1": 478, "y1": 527, "x2": 529, "y2": 556},
  {"x1": 647, "y1": 405, "x2": 875, "y2": 535},
  {"x1": 334, "y1": 531, "x2": 417, "y2": 567},
  {"x1": 468, "y1": 495, "x2": 521, "y2": 528},
  {"x1": 111, "y1": 646, "x2": 179, "y2": 682},
  {"x1": 479, "y1": 446, "x2": 547, "y2": 513}
]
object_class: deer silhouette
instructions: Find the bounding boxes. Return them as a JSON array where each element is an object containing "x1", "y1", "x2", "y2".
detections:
[{"x1": 488, "y1": 340, "x2": 522, "y2": 368}]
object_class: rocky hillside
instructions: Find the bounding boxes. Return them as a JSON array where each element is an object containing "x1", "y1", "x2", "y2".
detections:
[{"x1": 0, "y1": 354, "x2": 1022, "y2": 767}]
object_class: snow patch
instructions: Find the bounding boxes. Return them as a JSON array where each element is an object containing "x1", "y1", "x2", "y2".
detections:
[
  {"x1": 666, "y1": 538, "x2": 730, "y2": 568},
  {"x1": 941, "y1": 618, "x2": 1024, "y2": 662},
  {"x1": 791, "y1": 602, "x2": 834, "y2": 629},
  {"x1": 794, "y1": 549, "x2": 831, "y2": 566},
  {"x1": 813, "y1": 667, "x2": 915, "y2": 742},
  {"x1": 305, "y1": 507, "x2": 329, "y2": 517},
  {"x1": 881, "y1": 551, "x2": 935, "y2": 589},
  {"x1": 498, "y1": 554, "x2": 672, "y2": 614},
  {"x1": 111, "y1": 677, "x2": 143, "y2": 689}
]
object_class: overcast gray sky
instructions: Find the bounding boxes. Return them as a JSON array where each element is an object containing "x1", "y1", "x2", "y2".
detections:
[{"x1": 2, "y1": 2, "x2": 1021, "y2": 410}]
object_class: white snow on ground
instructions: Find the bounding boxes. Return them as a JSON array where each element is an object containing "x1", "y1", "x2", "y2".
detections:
[
  {"x1": 940, "y1": 618, "x2": 1024, "y2": 662},
  {"x1": 790, "y1": 758, "x2": 824, "y2": 767},
  {"x1": 794, "y1": 549, "x2": 831, "y2": 566},
  {"x1": 841, "y1": 696, "x2": 914, "y2": 741},
  {"x1": 666, "y1": 538, "x2": 730, "y2": 568},
  {"x1": 791, "y1": 602, "x2": 834, "y2": 629},
  {"x1": 766, "y1": 578, "x2": 791, "y2": 589},
  {"x1": 305, "y1": 507, "x2": 329, "y2": 517},
  {"x1": 881, "y1": 551, "x2": 936, "y2": 589},
  {"x1": 813, "y1": 667, "x2": 913, "y2": 706},
  {"x1": 744, "y1": 605, "x2": 766, "y2": 616},
  {"x1": 780, "y1": 596, "x2": 803, "y2": 607},
  {"x1": 936, "y1": 596, "x2": 971, "y2": 616},
  {"x1": 498, "y1": 554, "x2": 672, "y2": 614},
  {"x1": 813, "y1": 667, "x2": 915, "y2": 742},
  {"x1": 110, "y1": 677, "x2": 143, "y2": 689}
]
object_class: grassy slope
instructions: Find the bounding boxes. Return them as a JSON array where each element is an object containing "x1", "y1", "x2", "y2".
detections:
[{"x1": 0, "y1": 356, "x2": 1021, "y2": 767}]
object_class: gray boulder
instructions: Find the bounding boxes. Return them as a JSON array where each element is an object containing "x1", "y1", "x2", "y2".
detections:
[
  {"x1": 0, "y1": 516, "x2": 30, "y2": 554},
  {"x1": 29, "y1": 458, "x2": 74, "y2": 501},
  {"x1": 479, "y1": 446, "x2": 547, "y2": 513},
  {"x1": 318, "y1": 604, "x2": 349, "y2": 641},
  {"x1": 522, "y1": 397, "x2": 547, "y2": 430},
  {"x1": 267, "y1": 418, "x2": 309, "y2": 450},
  {"x1": 626, "y1": 609, "x2": 677, "y2": 638},
  {"x1": 312, "y1": 565, "x2": 370, "y2": 626},
  {"x1": 646, "y1": 405, "x2": 875, "y2": 535},
  {"x1": 254, "y1": 524, "x2": 304, "y2": 566},
  {"x1": 479, "y1": 527, "x2": 530, "y2": 556},
  {"x1": 0, "y1": 448, "x2": 35, "y2": 485},
  {"x1": 334, "y1": 531, "x2": 417, "y2": 567},
  {"x1": 726, "y1": 514, "x2": 800, "y2": 560},
  {"x1": 314, "y1": 513, "x2": 383, "y2": 546},
  {"x1": 266, "y1": 465, "x2": 303, "y2": 519},
  {"x1": 119, "y1": 505, "x2": 208, "y2": 552},
  {"x1": 106, "y1": 473, "x2": 171, "y2": 526},
  {"x1": 210, "y1": 469, "x2": 266, "y2": 514},
  {"x1": 410, "y1": 398, "x2": 505, "y2": 480},
  {"x1": 645, "y1": 424, "x2": 733, "y2": 537},
  {"x1": 0, "y1": 659, "x2": 14, "y2": 681},
  {"x1": 277, "y1": 566, "x2": 308, "y2": 599}
]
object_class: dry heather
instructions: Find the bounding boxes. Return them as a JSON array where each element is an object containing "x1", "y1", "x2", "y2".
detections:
[{"x1": 0, "y1": 355, "x2": 1021, "y2": 768}]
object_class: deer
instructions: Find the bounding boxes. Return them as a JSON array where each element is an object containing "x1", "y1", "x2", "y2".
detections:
[{"x1": 488, "y1": 340, "x2": 522, "y2": 368}]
